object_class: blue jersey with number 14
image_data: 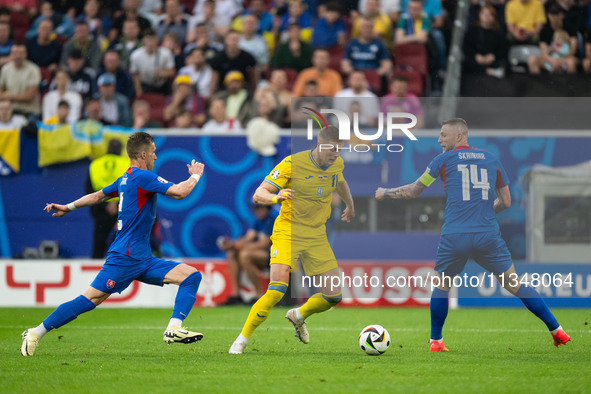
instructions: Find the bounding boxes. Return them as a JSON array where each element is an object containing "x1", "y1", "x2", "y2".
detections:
[
  {"x1": 102, "y1": 167, "x2": 174, "y2": 260},
  {"x1": 425, "y1": 146, "x2": 510, "y2": 235}
]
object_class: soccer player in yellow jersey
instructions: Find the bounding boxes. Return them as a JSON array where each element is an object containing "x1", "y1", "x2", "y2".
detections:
[{"x1": 229, "y1": 125, "x2": 355, "y2": 354}]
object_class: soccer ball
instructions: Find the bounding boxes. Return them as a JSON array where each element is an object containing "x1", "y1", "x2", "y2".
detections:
[{"x1": 358, "y1": 325, "x2": 390, "y2": 355}]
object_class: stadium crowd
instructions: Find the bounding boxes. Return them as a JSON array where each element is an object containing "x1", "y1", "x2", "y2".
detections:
[{"x1": 0, "y1": 0, "x2": 588, "y2": 131}]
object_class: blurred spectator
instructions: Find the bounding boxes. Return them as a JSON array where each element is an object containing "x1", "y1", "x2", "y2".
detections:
[
  {"x1": 76, "y1": 0, "x2": 103, "y2": 39},
  {"x1": 86, "y1": 138, "x2": 129, "y2": 258},
  {"x1": 218, "y1": 203, "x2": 277, "y2": 303},
  {"x1": 164, "y1": 74, "x2": 206, "y2": 126},
  {"x1": 334, "y1": 70, "x2": 379, "y2": 127},
  {"x1": 254, "y1": 69, "x2": 291, "y2": 126},
  {"x1": 291, "y1": 95, "x2": 332, "y2": 127},
  {"x1": 0, "y1": 7, "x2": 9, "y2": 24},
  {"x1": 380, "y1": 75, "x2": 424, "y2": 128},
  {"x1": 311, "y1": 2, "x2": 347, "y2": 48},
  {"x1": 209, "y1": 30, "x2": 257, "y2": 93},
  {"x1": 60, "y1": 21, "x2": 102, "y2": 71},
  {"x1": 96, "y1": 73, "x2": 131, "y2": 126},
  {"x1": 0, "y1": 22, "x2": 12, "y2": 67},
  {"x1": 292, "y1": 48, "x2": 342, "y2": 96},
  {"x1": 130, "y1": 28, "x2": 175, "y2": 96},
  {"x1": 26, "y1": 2, "x2": 75, "y2": 40},
  {"x1": 277, "y1": 0, "x2": 313, "y2": 42},
  {"x1": 400, "y1": 0, "x2": 443, "y2": 28},
  {"x1": 342, "y1": 17, "x2": 392, "y2": 76},
  {"x1": 352, "y1": 0, "x2": 393, "y2": 48},
  {"x1": 43, "y1": 69, "x2": 83, "y2": 124},
  {"x1": 172, "y1": 107, "x2": 194, "y2": 128},
  {"x1": 270, "y1": 22, "x2": 313, "y2": 71},
  {"x1": 0, "y1": 97, "x2": 27, "y2": 129},
  {"x1": 463, "y1": 5, "x2": 508, "y2": 78},
  {"x1": 192, "y1": 0, "x2": 242, "y2": 37},
  {"x1": 549, "y1": 0, "x2": 583, "y2": 34},
  {"x1": 65, "y1": 49, "x2": 96, "y2": 101},
  {"x1": 26, "y1": 19, "x2": 62, "y2": 71},
  {"x1": 0, "y1": 0, "x2": 38, "y2": 18},
  {"x1": 97, "y1": 50, "x2": 134, "y2": 100},
  {"x1": 138, "y1": 0, "x2": 162, "y2": 19},
  {"x1": 156, "y1": 0, "x2": 190, "y2": 45},
  {"x1": 396, "y1": 0, "x2": 430, "y2": 45},
  {"x1": 131, "y1": 99, "x2": 162, "y2": 128},
  {"x1": 527, "y1": 5, "x2": 577, "y2": 74},
  {"x1": 184, "y1": 22, "x2": 223, "y2": 63},
  {"x1": 211, "y1": 70, "x2": 252, "y2": 125},
  {"x1": 188, "y1": 0, "x2": 229, "y2": 44},
  {"x1": 584, "y1": 29, "x2": 591, "y2": 72},
  {"x1": 177, "y1": 47, "x2": 213, "y2": 98},
  {"x1": 107, "y1": 19, "x2": 142, "y2": 70},
  {"x1": 44, "y1": 99, "x2": 70, "y2": 124},
  {"x1": 201, "y1": 97, "x2": 243, "y2": 133},
  {"x1": 162, "y1": 32, "x2": 185, "y2": 70},
  {"x1": 0, "y1": 44, "x2": 41, "y2": 117},
  {"x1": 232, "y1": 0, "x2": 273, "y2": 34},
  {"x1": 82, "y1": 97, "x2": 103, "y2": 123},
  {"x1": 358, "y1": 0, "x2": 401, "y2": 25},
  {"x1": 239, "y1": 14, "x2": 269, "y2": 73},
  {"x1": 109, "y1": 0, "x2": 153, "y2": 42},
  {"x1": 247, "y1": 88, "x2": 283, "y2": 127},
  {"x1": 505, "y1": 0, "x2": 546, "y2": 45}
]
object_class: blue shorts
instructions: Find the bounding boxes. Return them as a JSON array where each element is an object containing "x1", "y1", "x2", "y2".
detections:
[
  {"x1": 90, "y1": 252, "x2": 180, "y2": 294},
  {"x1": 435, "y1": 231, "x2": 513, "y2": 277}
]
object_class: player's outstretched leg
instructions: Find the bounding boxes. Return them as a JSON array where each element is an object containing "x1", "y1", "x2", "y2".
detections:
[
  {"x1": 21, "y1": 295, "x2": 97, "y2": 356},
  {"x1": 429, "y1": 287, "x2": 450, "y2": 352},
  {"x1": 500, "y1": 266, "x2": 570, "y2": 347},
  {"x1": 229, "y1": 281, "x2": 288, "y2": 354},
  {"x1": 164, "y1": 270, "x2": 204, "y2": 344},
  {"x1": 287, "y1": 292, "x2": 342, "y2": 344}
]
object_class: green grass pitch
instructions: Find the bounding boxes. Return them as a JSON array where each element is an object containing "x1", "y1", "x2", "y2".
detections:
[{"x1": 1, "y1": 307, "x2": 590, "y2": 393}]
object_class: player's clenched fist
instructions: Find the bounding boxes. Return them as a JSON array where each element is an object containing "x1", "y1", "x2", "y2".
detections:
[
  {"x1": 277, "y1": 189, "x2": 294, "y2": 201},
  {"x1": 187, "y1": 159, "x2": 205, "y2": 176}
]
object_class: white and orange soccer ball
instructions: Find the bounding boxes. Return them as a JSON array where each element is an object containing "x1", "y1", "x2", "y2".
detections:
[{"x1": 358, "y1": 325, "x2": 390, "y2": 355}]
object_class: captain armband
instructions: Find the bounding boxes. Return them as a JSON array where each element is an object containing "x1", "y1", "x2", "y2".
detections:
[{"x1": 418, "y1": 171, "x2": 436, "y2": 187}]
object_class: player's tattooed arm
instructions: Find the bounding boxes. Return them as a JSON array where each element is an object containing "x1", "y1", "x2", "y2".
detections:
[
  {"x1": 375, "y1": 180, "x2": 427, "y2": 201},
  {"x1": 494, "y1": 186, "x2": 511, "y2": 213}
]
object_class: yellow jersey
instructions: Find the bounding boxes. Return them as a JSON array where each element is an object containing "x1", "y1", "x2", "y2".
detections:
[{"x1": 264, "y1": 150, "x2": 344, "y2": 239}]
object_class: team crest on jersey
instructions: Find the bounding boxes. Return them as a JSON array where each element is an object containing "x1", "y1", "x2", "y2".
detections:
[
  {"x1": 157, "y1": 176, "x2": 168, "y2": 184},
  {"x1": 106, "y1": 279, "x2": 116, "y2": 288},
  {"x1": 270, "y1": 169, "x2": 280, "y2": 179}
]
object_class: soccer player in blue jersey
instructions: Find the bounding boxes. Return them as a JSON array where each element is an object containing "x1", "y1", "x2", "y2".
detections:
[
  {"x1": 375, "y1": 118, "x2": 571, "y2": 351},
  {"x1": 21, "y1": 132, "x2": 206, "y2": 356}
]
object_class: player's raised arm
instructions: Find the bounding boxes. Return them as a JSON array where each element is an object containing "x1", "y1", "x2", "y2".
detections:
[
  {"x1": 165, "y1": 160, "x2": 205, "y2": 200},
  {"x1": 494, "y1": 185, "x2": 511, "y2": 213},
  {"x1": 335, "y1": 177, "x2": 355, "y2": 222},
  {"x1": 44, "y1": 190, "x2": 112, "y2": 217},
  {"x1": 375, "y1": 178, "x2": 428, "y2": 201},
  {"x1": 253, "y1": 181, "x2": 293, "y2": 205}
]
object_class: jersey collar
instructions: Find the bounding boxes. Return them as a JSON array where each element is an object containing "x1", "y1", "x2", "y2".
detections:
[{"x1": 308, "y1": 150, "x2": 330, "y2": 171}]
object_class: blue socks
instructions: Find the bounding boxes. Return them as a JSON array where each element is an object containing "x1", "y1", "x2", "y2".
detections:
[
  {"x1": 430, "y1": 288, "x2": 449, "y2": 341},
  {"x1": 43, "y1": 295, "x2": 96, "y2": 331},
  {"x1": 171, "y1": 271, "x2": 202, "y2": 321},
  {"x1": 516, "y1": 285, "x2": 559, "y2": 331}
]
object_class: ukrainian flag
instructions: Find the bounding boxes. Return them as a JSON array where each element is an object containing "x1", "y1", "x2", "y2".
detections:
[
  {"x1": 0, "y1": 129, "x2": 20, "y2": 175},
  {"x1": 38, "y1": 123, "x2": 92, "y2": 167}
]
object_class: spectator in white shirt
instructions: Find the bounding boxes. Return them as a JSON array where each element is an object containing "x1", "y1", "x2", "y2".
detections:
[
  {"x1": 239, "y1": 14, "x2": 269, "y2": 72},
  {"x1": 177, "y1": 47, "x2": 213, "y2": 98},
  {"x1": 334, "y1": 70, "x2": 379, "y2": 127},
  {"x1": 42, "y1": 69, "x2": 83, "y2": 124},
  {"x1": 129, "y1": 28, "x2": 176, "y2": 95},
  {"x1": 201, "y1": 97, "x2": 242, "y2": 133}
]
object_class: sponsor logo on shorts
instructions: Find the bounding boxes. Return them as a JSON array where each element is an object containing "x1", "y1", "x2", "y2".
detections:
[{"x1": 106, "y1": 279, "x2": 116, "y2": 288}]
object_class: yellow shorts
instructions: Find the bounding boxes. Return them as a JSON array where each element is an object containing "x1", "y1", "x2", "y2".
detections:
[{"x1": 269, "y1": 235, "x2": 338, "y2": 276}]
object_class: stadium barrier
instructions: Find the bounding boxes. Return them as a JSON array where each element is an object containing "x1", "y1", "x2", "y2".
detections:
[{"x1": 3, "y1": 260, "x2": 588, "y2": 308}]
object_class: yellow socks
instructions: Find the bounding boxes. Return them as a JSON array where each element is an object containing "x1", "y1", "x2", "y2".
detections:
[
  {"x1": 298, "y1": 292, "x2": 342, "y2": 319},
  {"x1": 240, "y1": 281, "x2": 288, "y2": 338}
]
